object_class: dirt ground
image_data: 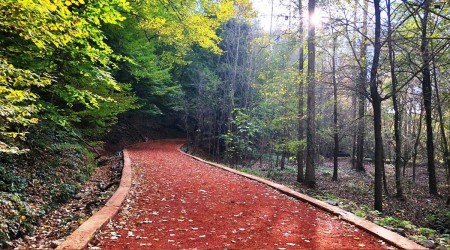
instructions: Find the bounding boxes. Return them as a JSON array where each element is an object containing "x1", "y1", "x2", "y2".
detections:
[{"x1": 90, "y1": 140, "x2": 394, "y2": 249}]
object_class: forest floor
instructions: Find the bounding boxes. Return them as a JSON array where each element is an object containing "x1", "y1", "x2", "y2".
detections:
[
  {"x1": 10, "y1": 150, "x2": 122, "y2": 249},
  {"x1": 89, "y1": 140, "x2": 395, "y2": 249},
  {"x1": 200, "y1": 155, "x2": 450, "y2": 249}
]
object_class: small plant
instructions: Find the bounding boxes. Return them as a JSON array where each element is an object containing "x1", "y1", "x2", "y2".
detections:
[
  {"x1": 376, "y1": 216, "x2": 414, "y2": 229},
  {"x1": 0, "y1": 165, "x2": 27, "y2": 192},
  {"x1": 240, "y1": 167, "x2": 262, "y2": 177},
  {"x1": 360, "y1": 205, "x2": 371, "y2": 212},
  {"x1": 346, "y1": 180, "x2": 370, "y2": 195},
  {"x1": 437, "y1": 234, "x2": 449, "y2": 248},
  {"x1": 354, "y1": 210, "x2": 366, "y2": 218},
  {"x1": 418, "y1": 227, "x2": 436, "y2": 236},
  {"x1": 313, "y1": 193, "x2": 338, "y2": 201},
  {"x1": 51, "y1": 183, "x2": 78, "y2": 204}
]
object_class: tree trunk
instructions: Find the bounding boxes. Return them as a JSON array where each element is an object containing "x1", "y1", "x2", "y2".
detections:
[
  {"x1": 370, "y1": 0, "x2": 383, "y2": 212},
  {"x1": 305, "y1": 0, "x2": 316, "y2": 188},
  {"x1": 420, "y1": 0, "x2": 438, "y2": 195},
  {"x1": 432, "y1": 58, "x2": 450, "y2": 200},
  {"x1": 412, "y1": 108, "x2": 423, "y2": 183},
  {"x1": 351, "y1": 0, "x2": 358, "y2": 170},
  {"x1": 387, "y1": 0, "x2": 403, "y2": 199},
  {"x1": 297, "y1": 0, "x2": 305, "y2": 183},
  {"x1": 351, "y1": 94, "x2": 357, "y2": 169},
  {"x1": 355, "y1": 0, "x2": 369, "y2": 172},
  {"x1": 332, "y1": 35, "x2": 339, "y2": 182},
  {"x1": 382, "y1": 146, "x2": 390, "y2": 197}
]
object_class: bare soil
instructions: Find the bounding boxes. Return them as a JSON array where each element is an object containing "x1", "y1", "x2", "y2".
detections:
[{"x1": 90, "y1": 140, "x2": 395, "y2": 249}]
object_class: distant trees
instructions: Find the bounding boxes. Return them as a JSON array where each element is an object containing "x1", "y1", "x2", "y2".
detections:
[{"x1": 184, "y1": 0, "x2": 450, "y2": 212}]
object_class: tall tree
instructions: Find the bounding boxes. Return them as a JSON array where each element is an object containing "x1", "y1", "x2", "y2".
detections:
[
  {"x1": 355, "y1": 0, "x2": 369, "y2": 172},
  {"x1": 297, "y1": 0, "x2": 305, "y2": 182},
  {"x1": 370, "y1": 0, "x2": 383, "y2": 212},
  {"x1": 387, "y1": 0, "x2": 403, "y2": 198},
  {"x1": 432, "y1": 59, "x2": 450, "y2": 203},
  {"x1": 332, "y1": 29, "x2": 339, "y2": 181},
  {"x1": 419, "y1": 0, "x2": 438, "y2": 195},
  {"x1": 305, "y1": 0, "x2": 316, "y2": 188}
]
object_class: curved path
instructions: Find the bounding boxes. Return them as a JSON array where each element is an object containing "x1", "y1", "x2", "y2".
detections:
[{"x1": 92, "y1": 140, "x2": 396, "y2": 249}]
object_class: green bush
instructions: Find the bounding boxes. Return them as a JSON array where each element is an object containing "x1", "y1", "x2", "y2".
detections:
[
  {"x1": 51, "y1": 183, "x2": 79, "y2": 204},
  {"x1": 0, "y1": 193, "x2": 39, "y2": 247},
  {"x1": 0, "y1": 164, "x2": 27, "y2": 193}
]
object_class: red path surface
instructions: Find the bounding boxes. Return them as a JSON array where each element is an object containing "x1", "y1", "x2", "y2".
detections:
[{"x1": 92, "y1": 140, "x2": 394, "y2": 249}]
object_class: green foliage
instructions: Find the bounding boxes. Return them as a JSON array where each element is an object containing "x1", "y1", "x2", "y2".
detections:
[
  {"x1": 50, "y1": 183, "x2": 78, "y2": 204},
  {"x1": 251, "y1": 39, "x2": 301, "y2": 158},
  {"x1": 354, "y1": 210, "x2": 366, "y2": 218},
  {"x1": 418, "y1": 227, "x2": 436, "y2": 236},
  {"x1": 0, "y1": 0, "x2": 136, "y2": 148},
  {"x1": 0, "y1": 164, "x2": 27, "y2": 193},
  {"x1": 240, "y1": 167, "x2": 264, "y2": 177},
  {"x1": 313, "y1": 193, "x2": 339, "y2": 201},
  {"x1": 223, "y1": 109, "x2": 259, "y2": 162},
  {"x1": 0, "y1": 192, "x2": 38, "y2": 247},
  {"x1": 375, "y1": 216, "x2": 414, "y2": 230},
  {"x1": 133, "y1": 0, "x2": 235, "y2": 59},
  {"x1": 0, "y1": 119, "x2": 100, "y2": 244},
  {"x1": 0, "y1": 0, "x2": 244, "y2": 246}
]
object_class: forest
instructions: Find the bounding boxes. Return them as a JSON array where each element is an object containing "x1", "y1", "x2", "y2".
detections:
[{"x1": 0, "y1": 0, "x2": 449, "y2": 248}]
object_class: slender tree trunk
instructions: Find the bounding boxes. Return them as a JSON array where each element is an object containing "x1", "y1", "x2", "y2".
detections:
[
  {"x1": 412, "y1": 108, "x2": 423, "y2": 183},
  {"x1": 356, "y1": 0, "x2": 369, "y2": 172},
  {"x1": 351, "y1": 94, "x2": 357, "y2": 169},
  {"x1": 420, "y1": 0, "x2": 438, "y2": 195},
  {"x1": 382, "y1": 145, "x2": 390, "y2": 197},
  {"x1": 351, "y1": 0, "x2": 358, "y2": 170},
  {"x1": 275, "y1": 153, "x2": 279, "y2": 169},
  {"x1": 432, "y1": 59, "x2": 450, "y2": 199},
  {"x1": 332, "y1": 35, "x2": 339, "y2": 181},
  {"x1": 370, "y1": 0, "x2": 383, "y2": 212},
  {"x1": 402, "y1": 104, "x2": 411, "y2": 177},
  {"x1": 305, "y1": 0, "x2": 316, "y2": 188},
  {"x1": 387, "y1": 0, "x2": 403, "y2": 199},
  {"x1": 297, "y1": 0, "x2": 305, "y2": 183}
]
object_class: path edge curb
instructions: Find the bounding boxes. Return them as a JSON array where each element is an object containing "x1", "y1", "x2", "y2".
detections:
[
  {"x1": 57, "y1": 149, "x2": 132, "y2": 250},
  {"x1": 179, "y1": 146, "x2": 427, "y2": 250}
]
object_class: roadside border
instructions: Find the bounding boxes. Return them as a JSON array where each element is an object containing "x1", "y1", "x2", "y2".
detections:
[
  {"x1": 179, "y1": 146, "x2": 427, "y2": 250},
  {"x1": 57, "y1": 149, "x2": 132, "y2": 250}
]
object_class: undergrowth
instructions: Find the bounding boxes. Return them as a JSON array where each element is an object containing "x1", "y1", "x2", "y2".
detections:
[{"x1": 0, "y1": 125, "x2": 98, "y2": 248}]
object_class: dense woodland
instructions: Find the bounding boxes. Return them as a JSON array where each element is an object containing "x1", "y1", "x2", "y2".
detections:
[{"x1": 0, "y1": 0, "x2": 449, "y2": 248}]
